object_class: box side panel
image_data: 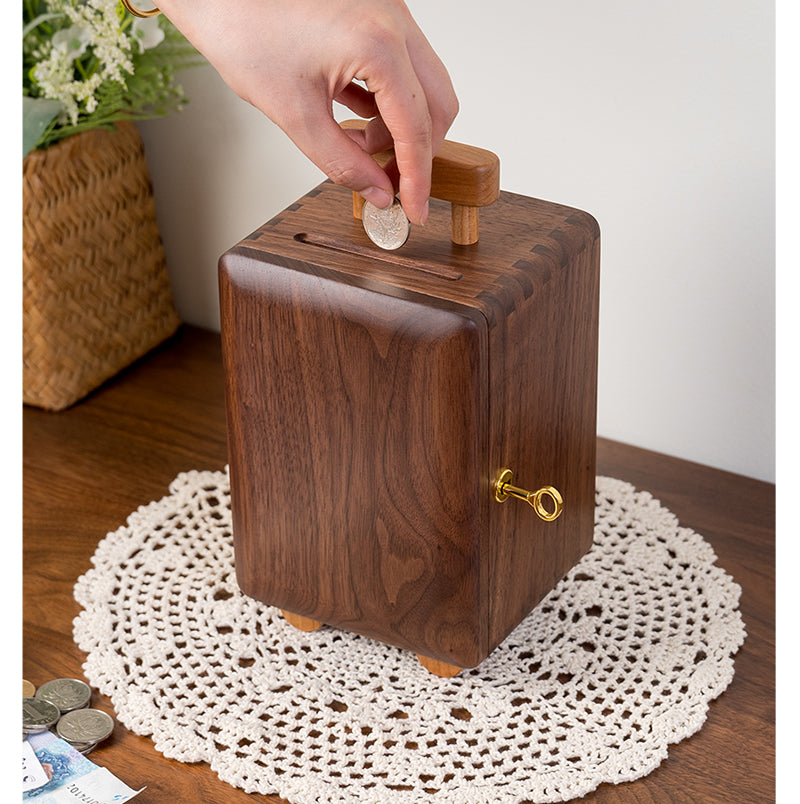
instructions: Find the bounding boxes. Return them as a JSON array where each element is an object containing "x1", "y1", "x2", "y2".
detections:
[
  {"x1": 487, "y1": 218, "x2": 600, "y2": 653},
  {"x1": 219, "y1": 251, "x2": 488, "y2": 667}
]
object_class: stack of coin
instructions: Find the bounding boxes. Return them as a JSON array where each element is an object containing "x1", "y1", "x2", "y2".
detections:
[
  {"x1": 22, "y1": 677, "x2": 115, "y2": 754},
  {"x1": 35, "y1": 678, "x2": 92, "y2": 714},
  {"x1": 56, "y1": 708, "x2": 115, "y2": 755},
  {"x1": 23, "y1": 697, "x2": 60, "y2": 739}
]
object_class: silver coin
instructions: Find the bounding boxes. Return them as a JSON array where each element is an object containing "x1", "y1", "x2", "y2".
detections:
[
  {"x1": 56, "y1": 708, "x2": 114, "y2": 744},
  {"x1": 36, "y1": 678, "x2": 91, "y2": 713},
  {"x1": 65, "y1": 739, "x2": 98, "y2": 755},
  {"x1": 23, "y1": 697, "x2": 60, "y2": 731},
  {"x1": 362, "y1": 197, "x2": 410, "y2": 250}
]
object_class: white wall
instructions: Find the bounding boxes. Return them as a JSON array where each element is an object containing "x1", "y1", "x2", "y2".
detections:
[{"x1": 137, "y1": 0, "x2": 775, "y2": 482}]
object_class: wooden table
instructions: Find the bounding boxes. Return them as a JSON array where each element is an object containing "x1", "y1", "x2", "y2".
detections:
[{"x1": 23, "y1": 325, "x2": 775, "y2": 803}]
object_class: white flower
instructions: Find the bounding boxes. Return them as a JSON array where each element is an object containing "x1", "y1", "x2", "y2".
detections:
[
  {"x1": 52, "y1": 24, "x2": 90, "y2": 60},
  {"x1": 132, "y1": 17, "x2": 165, "y2": 53},
  {"x1": 31, "y1": 0, "x2": 133, "y2": 125}
]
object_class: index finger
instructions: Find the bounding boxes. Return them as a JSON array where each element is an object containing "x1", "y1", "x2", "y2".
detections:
[
  {"x1": 363, "y1": 27, "x2": 457, "y2": 225},
  {"x1": 370, "y1": 68, "x2": 433, "y2": 226}
]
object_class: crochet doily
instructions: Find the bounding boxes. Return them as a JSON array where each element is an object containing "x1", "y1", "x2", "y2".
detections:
[{"x1": 73, "y1": 471, "x2": 745, "y2": 803}]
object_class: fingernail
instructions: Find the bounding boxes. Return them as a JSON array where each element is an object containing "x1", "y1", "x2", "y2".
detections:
[
  {"x1": 419, "y1": 200, "x2": 430, "y2": 227},
  {"x1": 361, "y1": 186, "x2": 393, "y2": 209}
]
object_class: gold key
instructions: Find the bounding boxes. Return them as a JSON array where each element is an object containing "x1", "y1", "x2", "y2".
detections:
[{"x1": 493, "y1": 468, "x2": 563, "y2": 522}]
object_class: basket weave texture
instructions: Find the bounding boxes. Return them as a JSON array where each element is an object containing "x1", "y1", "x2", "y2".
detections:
[{"x1": 23, "y1": 121, "x2": 181, "y2": 411}]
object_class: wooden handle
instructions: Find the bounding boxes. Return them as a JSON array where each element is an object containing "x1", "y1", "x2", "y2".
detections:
[{"x1": 342, "y1": 119, "x2": 500, "y2": 245}]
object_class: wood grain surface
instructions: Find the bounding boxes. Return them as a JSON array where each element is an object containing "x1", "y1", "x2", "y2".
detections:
[
  {"x1": 484, "y1": 201, "x2": 599, "y2": 656},
  {"x1": 220, "y1": 255, "x2": 488, "y2": 666},
  {"x1": 23, "y1": 326, "x2": 775, "y2": 803}
]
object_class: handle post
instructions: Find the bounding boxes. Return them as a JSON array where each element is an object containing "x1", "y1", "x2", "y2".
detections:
[{"x1": 451, "y1": 204, "x2": 479, "y2": 245}]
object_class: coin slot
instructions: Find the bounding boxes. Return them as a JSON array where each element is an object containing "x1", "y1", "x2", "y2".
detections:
[{"x1": 294, "y1": 232, "x2": 462, "y2": 281}]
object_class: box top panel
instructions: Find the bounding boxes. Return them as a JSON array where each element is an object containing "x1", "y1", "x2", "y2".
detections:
[{"x1": 226, "y1": 182, "x2": 599, "y2": 324}]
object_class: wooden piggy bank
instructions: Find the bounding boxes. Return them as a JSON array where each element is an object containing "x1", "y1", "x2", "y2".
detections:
[{"x1": 219, "y1": 129, "x2": 600, "y2": 677}]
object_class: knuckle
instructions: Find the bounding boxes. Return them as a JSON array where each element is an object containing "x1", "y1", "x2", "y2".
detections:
[
  {"x1": 322, "y1": 158, "x2": 360, "y2": 189},
  {"x1": 396, "y1": 114, "x2": 433, "y2": 152},
  {"x1": 443, "y1": 92, "x2": 460, "y2": 127},
  {"x1": 357, "y1": 16, "x2": 404, "y2": 62}
]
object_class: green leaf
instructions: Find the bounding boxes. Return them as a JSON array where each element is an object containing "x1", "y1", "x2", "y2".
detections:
[
  {"x1": 23, "y1": 96, "x2": 63, "y2": 157},
  {"x1": 22, "y1": 12, "x2": 63, "y2": 39}
]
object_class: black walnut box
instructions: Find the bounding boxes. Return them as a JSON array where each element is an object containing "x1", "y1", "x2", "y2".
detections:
[{"x1": 219, "y1": 131, "x2": 600, "y2": 676}]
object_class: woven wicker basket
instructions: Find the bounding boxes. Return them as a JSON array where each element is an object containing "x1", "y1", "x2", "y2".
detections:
[{"x1": 23, "y1": 121, "x2": 181, "y2": 411}]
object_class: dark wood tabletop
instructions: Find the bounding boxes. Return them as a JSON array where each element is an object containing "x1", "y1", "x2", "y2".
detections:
[{"x1": 23, "y1": 325, "x2": 775, "y2": 803}]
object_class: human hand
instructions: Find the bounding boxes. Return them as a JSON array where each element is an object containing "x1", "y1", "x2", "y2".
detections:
[{"x1": 155, "y1": 0, "x2": 459, "y2": 225}]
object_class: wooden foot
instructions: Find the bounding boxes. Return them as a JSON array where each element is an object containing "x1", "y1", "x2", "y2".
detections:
[
  {"x1": 281, "y1": 610, "x2": 323, "y2": 632},
  {"x1": 417, "y1": 654, "x2": 462, "y2": 678}
]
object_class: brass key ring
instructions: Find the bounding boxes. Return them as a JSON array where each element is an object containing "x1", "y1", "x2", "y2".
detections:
[
  {"x1": 493, "y1": 468, "x2": 564, "y2": 522},
  {"x1": 121, "y1": 0, "x2": 161, "y2": 18}
]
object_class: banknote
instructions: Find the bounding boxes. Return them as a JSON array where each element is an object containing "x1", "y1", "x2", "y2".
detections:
[
  {"x1": 22, "y1": 731, "x2": 143, "y2": 803},
  {"x1": 22, "y1": 739, "x2": 49, "y2": 793}
]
